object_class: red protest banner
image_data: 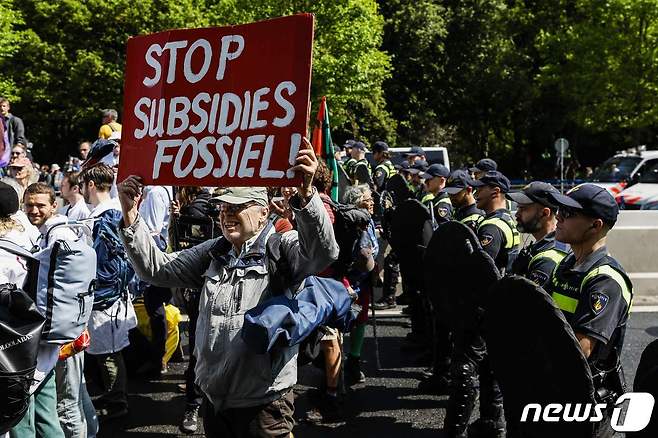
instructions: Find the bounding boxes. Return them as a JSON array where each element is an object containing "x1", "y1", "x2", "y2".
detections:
[{"x1": 118, "y1": 14, "x2": 314, "y2": 187}]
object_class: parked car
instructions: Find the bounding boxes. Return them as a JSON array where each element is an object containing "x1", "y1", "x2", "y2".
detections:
[
  {"x1": 616, "y1": 158, "x2": 658, "y2": 209},
  {"x1": 590, "y1": 148, "x2": 658, "y2": 195}
]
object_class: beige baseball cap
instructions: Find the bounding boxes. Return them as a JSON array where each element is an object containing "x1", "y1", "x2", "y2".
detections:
[{"x1": 215, "y1": 187, "x2": 268, "y2": 206}]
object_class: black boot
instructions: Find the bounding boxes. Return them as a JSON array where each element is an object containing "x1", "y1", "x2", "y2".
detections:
[{"x1": 344, "y1": 354, "x2": 365, "y2": 386}]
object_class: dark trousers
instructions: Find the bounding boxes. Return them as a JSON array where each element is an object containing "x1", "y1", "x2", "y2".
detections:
[
  {"x1": 431, "y1": 316, "x2": 452, "y2": 377},
  {"x1": 202, "y1": 390, "x2": 295, "y2": 438},
  {"x1": 143, "y1": 284, "x2": 172, "y2": 367},
  {"x1": 445, "y1": 329, "x2": 504, "y2": 436},
  {"x1": 182, "y1": 289, "x2": 203, "y2": 407},
  {"x1": 382, "y1": 250, "x2": 400, "y2": 302},
  {"x1": 92, "y1": 352, "x2": 128, "y2": 409}
]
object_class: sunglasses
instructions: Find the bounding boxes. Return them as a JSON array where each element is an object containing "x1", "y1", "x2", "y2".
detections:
[
  {"x1": 219, "y1": 202, "x2": 259, "y2": 215},
  {"x1": 11, "y1": 151, "x2": 23, "y2": 156},
  {"x1": 557, "y1": 207, "x2": 581, "y2": 220}
]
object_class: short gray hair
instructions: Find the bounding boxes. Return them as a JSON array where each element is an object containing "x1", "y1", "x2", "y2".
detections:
[
  {"x1": 343, "y1": 184, "x2": 371, "y2": 206},
  {"x1": 101, "y1": 108, "x2": 118, "y2": 120}
]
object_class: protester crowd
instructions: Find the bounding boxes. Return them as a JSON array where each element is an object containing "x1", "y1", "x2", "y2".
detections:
[{"x1": 0, "y1": 102, "x2": 635, "y2": 438}]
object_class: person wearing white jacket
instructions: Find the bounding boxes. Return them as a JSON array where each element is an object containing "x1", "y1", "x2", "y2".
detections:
[{"x1": 21, "y1": 182, "x2": 99, "y2": 438}]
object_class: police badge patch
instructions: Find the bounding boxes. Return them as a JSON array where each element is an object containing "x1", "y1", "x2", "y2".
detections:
[
  {"x1": 480, "y1": 233, "x2": 494, "y2": 247},
  {"x1": 590, "y1": 292, "x2": 609, "y2": 315}
]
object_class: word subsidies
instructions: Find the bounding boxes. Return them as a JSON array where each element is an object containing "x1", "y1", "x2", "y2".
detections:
[{"x1": 120, "y1": 14, "x2": 314, "y2": 186}]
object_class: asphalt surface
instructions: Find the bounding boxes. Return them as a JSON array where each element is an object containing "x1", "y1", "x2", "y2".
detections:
[{"x1": 96, "y1": 311, "x2": 658, "y2": 437}]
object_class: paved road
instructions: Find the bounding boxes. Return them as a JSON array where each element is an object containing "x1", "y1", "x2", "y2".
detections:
[{"x1": 96, "y1": 311, "x2": 658, "y2": 437}]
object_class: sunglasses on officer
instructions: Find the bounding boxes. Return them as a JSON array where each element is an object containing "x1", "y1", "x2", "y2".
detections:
[{"x1": 557, "y1": 206, "x2": 582, "y2": 220}]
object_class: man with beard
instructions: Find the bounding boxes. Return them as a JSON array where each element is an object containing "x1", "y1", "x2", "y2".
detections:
[
  {"x1": 445, "y1": 170, "x2": 484, "y2": 232},
  {"x1": 506, "y1": 182, "x2": 570, "y2": 287}
]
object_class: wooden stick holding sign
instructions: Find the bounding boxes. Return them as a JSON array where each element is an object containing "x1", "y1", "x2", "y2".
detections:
[{"x1": 118, "y1": 14, "x2": 314, "y2": 188}]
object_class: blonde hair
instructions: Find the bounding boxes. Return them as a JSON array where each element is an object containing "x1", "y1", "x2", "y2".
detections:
[{"x1": 0, "y1": 216, "x2": 24, "y2": 237}]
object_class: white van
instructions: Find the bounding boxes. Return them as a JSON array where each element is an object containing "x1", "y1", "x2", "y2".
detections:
[{"x1": 366, "y1": 146, "x2": 450, "y2": 169}]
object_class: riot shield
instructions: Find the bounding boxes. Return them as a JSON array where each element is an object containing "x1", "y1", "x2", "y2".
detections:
[
  {"x1": 385, "y1": 173, "x2": 412, "y2": 205},
  {"x1": 423, "y1": 221, "x2": 500, "y2": 330},
  {"x1": 629, "y1": 338, "x2": 658, "y2": 437},
  {"x1": 484, "y1": 276, "x2": 595, "y2": 438},
  {"x1": 389, "y1": 199, "x2": 432, "y2": 290}
]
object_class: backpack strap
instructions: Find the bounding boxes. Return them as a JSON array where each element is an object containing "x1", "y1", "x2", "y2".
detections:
[
  {"x1": 0, "y1": 238, "x2": 41, "y2": 300},
  {"x1": 265, "y1": 232, "x2": 294, "y2": 297}
]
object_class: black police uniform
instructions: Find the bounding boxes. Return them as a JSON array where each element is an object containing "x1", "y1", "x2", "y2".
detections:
[
  {"x1": 547, "y1": 247, "x2": 632, "y2": 438},
  {"x1": 445, "y1": 207, "x2": 519, "y2": 438},
  {"x1": 419, "y1": 190, "x2": 453, "y2": 227},
  {"x1": 375, "y1": 159, "x2": 401, "y2": 309},
  {"x1": 421, "y1": 203, "x2": 485, "y2": 395},
  {"x1": 373, "y1": 160, "x2": 397, "y2": 192},
  {"x1": 511, "y1": 231, "x2": 570, "y2": 288},
  {"x1": 453, "y1": 202, "x2": 484, "y2": 233},
  {"x1": 343, "y1": 157, "x2": 357, "y2": 176},
  {"x1": 352, "y1": 158, "x2": 372, "y2": 185},
  {"x1": 477, "y1": 209, "x2": 521, "y2": 274}
]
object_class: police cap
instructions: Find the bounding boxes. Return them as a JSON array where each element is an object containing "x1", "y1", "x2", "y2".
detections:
[
  {"x1": 547, "y1": 183, "x2": 619, "y2": 226},
  {"x1": 444, "y1": 169, "x2": 473, "y2": 194},
  {"x1": 420, "y1": 163, "x2": 450, "y2": 180},
  {"x1": 403, "y1": 146, "x2": 425, "y2": 157},
  {"x1": 506, "y1": 181, "x2": 560, "y2": 209},
  {"x1": 373, "y1": 141, "x2": 389, "y2": 153},
  {"x1": 470, "y1": 171, "x2": 511, "y2": 193},
  {"x1": 469, "y1": 158, "x2": 498, "y2": 173},
  {"x1": 408, "y1": 159, "x2": 429, "y2": 175}
]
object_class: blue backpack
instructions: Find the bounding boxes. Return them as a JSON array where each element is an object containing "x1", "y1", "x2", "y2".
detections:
[{"x1": 92, "y1": 209, "x2": 134, "y2": 311}]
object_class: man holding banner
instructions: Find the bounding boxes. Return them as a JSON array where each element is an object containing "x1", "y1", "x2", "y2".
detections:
[{"x1": 117, "y1": 136, "x2": 338, "y2": 436}]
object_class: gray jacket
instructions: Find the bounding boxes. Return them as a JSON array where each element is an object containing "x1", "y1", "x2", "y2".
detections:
[{"x1": 119, "y1": 191, "x2": 338, "y2": 410}]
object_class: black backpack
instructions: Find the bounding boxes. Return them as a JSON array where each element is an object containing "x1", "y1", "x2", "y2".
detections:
[
  {"x1": 324, "y1": 199, "x2": 372, "y2": 278},
  {"x1": 0, "y1": 241, "x2": 44, "y2": 434}
]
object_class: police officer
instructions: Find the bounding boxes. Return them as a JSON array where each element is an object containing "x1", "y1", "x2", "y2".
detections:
[
  {"x1": 445, "y1": 169, "x2": 484, "y2": 232},
  {"x1": 342, "y1": 139, "x2": 357, "y2": 173},
  {"x1": 416, "y1": 168, "x2": 467, "y2": 395},
  {"x1": 471, "y1": 171, "x2": 520, "y2": 274},
  {"x1": 408, "y1": 160, "x2": 428, "y2": 195},
  {"x1": 506, "y1": 182, "x2": 570, "y2": 287},
  {"x1": 546, "y1": 184, "x2": 632, "y2": 438},
  {"x1": 418, "y1": 164, "x2": 453, "y2": 228},
  {"x1": 403, "y1": 145, "x2": 426, "y2": 166},
  {"x1": 348, "y1": 141, "x2": 372, "y2": 185},
  {"x1": 469, "y1": 158, "x2": 498, "y2": 180},
  {"x1": 445, "y1": 170, "x2": 519, "y2": 438},
  {"x1": 372, "y1": 141, "x2": 397, "y2": 192},
  {"x1": 373, "y1": 140, "x2": 401, "y2": 311}
]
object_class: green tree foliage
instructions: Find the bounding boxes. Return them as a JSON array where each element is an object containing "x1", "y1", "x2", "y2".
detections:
[
  {"x1": 379, "y1": 0, "x2": 449, "y2": 146},
  {"x1": 4, "y1": 0, "x2": 658, "y2": 175},
  {"x1": 535, "y1": 0, "x2": 658, "y2": 138},
  {"x1": 379, "y1": 0, "x2": 658, "y2": 175},
  {"x1": 3, "y1": 0, "x2": 204, "y2": 160},
  {"x1": 1, "y1": 0, "x2": 392, "y2": 161},
  {"x1": 203, "y1": 0, "x2": 394, "y2": 144},
  {"x1": 0, "y1": 1, "x2": 23, "y2": 100}
]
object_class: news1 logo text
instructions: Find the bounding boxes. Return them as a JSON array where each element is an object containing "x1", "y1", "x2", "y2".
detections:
[{"x1": 521, "y1": 393, "x2": 655, "y2": 432}]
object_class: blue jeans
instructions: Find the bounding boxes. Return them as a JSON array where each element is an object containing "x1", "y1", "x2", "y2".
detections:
[
  {"x1": 55, "y1": 354, "x2": 98, "y2": 438},
  {"x1": 10, "y1": 370, "x2": 65, "y2": 438}
]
